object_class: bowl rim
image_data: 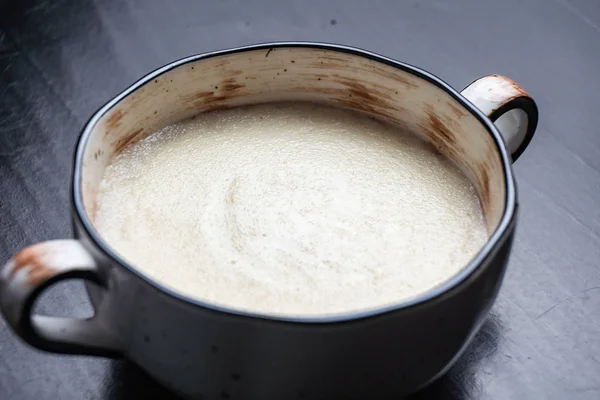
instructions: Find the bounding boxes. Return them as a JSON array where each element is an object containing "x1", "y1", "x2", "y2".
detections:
[{"x1": 72, "y1": 41, "x2": 517, "y2": 324}]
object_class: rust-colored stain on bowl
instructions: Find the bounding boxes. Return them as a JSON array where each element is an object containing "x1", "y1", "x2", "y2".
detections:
[
  {"x1": 478, "y1": 165, "x2": 491, "y2": 216},
  {"x1": 297, "y1": 72, "x2": 330, "y2": 79},
  {"x1": 105, "y1": 109, "x2": 124, "y2": 133},
  {"x1": 184, "y1": 75, "x2": 246, "y2": 111},
  {"x1": 11, "y1": 244, "x2": 58, "y2": 286},
  {"x1": 114, "y1": 128, "x2": 145, "y2": 153},
  {"x1": 418, "y1": 103, "x2": 457, "y2": 153},
  {"x1": 318, "y1": 54, "x2": 348, "y2": 64},
  {"x1": 418, "y1": 102, "x2": 497, "y2": 223},
  {"x1": 491, "y1": 74, "x2": 531, "y2": 100},
  {"x1": 312, "y1": 57, "x2": 418, "y2": 91},
  {"x1": 222, "y1": 77, "x2": 244, "y2": 92},
  {"x1": 307, "y1": 86, "x2": 390, "y2": 114},
  {"x1": 447, "y1": 102, "x2": 468, "y2": 119},
  {"x1": 189, "y1": 91, "x2": 215, "y2": 100},
  {"x1": 313, "y1": 61, "x2": 343, "y2": 70},
  {"x1": 371, "y1": 66, "x2": 419, "y2": 90},
  {"x1": 340, "y1": 79, "x2": 394, "y2": 113},
  {"x1": 211, "y1": 59, "x2": 231, "y2": 70}
]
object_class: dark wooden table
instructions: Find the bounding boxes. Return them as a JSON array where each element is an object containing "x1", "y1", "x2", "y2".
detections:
[{"x1": 1, "y1": 0, "x2": 599, "y2": 399}]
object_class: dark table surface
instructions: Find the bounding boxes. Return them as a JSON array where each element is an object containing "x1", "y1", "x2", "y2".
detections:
[{"x1": 1, "y1": 0, "x2": 599, "y2": 399}]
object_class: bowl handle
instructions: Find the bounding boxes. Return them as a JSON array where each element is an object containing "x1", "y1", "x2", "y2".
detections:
[
  {"x1": 461, "y1": 75, "x2": 539, "y2": 162},
  {"x1": 0, "y1": 239, "x2": 123, "y2": 357}
]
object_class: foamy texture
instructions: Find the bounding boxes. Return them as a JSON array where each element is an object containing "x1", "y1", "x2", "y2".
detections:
[{"x1": 95, "y1": 102, "x2": 488, "y2": 316}]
